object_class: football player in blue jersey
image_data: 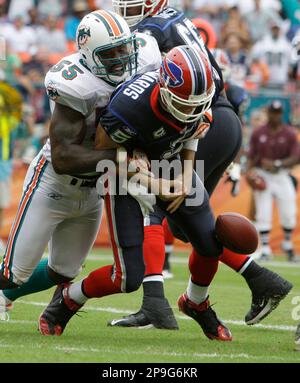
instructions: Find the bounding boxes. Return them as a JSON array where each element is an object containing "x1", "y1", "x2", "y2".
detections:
[
  {"x1": 38, "y1": 46, "x2": 234, "y2": 341},
  {"x1": 39, "y1": 46, "x2": 292, "y2": 341},
  {"x1": 104, "y1": 0, "x2": 292, "y2": 330}
]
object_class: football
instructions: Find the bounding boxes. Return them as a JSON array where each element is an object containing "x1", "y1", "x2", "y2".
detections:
[{"x1": 215, "y1": 213, "x2": 258, "y2": 254}]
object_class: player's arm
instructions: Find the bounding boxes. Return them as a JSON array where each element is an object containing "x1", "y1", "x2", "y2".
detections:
[
  {"x1": 98, "y1": 112, "x2": 184, "y2": 201},
  {"x1": 50, "y1": 103, "x2": 116, "y2": 175},
  {"x1": 167, "y1": 145, "x2": 197, "y2": 214}
]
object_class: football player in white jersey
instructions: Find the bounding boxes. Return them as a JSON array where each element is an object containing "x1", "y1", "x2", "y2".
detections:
[{"x1": 0, "y1": 10, "x2": 161, "y2": 314}]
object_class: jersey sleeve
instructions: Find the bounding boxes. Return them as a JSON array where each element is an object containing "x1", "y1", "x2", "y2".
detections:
[
  {"x1": 136, "y1": 32, "x2": 162, "y2": 74},
  {"x1": 100, "y1": 107, "x2": 138, "y2": 150},
  {"x1": 45, "y1": 70, "x2": 98, "y2": 117},
  {"x1": 136, "y1": 22, "x2": 167, "y2": 52}
]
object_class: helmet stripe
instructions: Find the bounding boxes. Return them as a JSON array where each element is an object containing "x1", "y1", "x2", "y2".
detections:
[
  {"x1": 106, "y1": 10, "x2": 124, "y2": 34},
  {"x1": 188, "y1": 47, "x2": 209, "y2": 94},
  {"x1": 93, "y1": 10, "x2": 123, "y2": 37},
  {"x1": 177, "y1": 46, "x2": 197, "y2": 95}
]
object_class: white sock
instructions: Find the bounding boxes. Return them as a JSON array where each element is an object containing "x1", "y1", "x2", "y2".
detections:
[
  {"x1": 282, "y1": 240, "x2": 293, "y2": 251},
  {"x1": 68, "y1": 281, "x2": 89, "y2": 305},
  {"x1": 165, "y1": 244, "x2": 173, "y2": 253},
  {"x1": 143, "y1": 275, "x2": 164, "y2": 283},
  {"x1": 186, "y1": 277, "x2": 209, "y2": 304}
]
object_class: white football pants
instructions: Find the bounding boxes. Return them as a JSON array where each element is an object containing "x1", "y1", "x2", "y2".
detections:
[
  {"x1": 1, "y1": 153, "x2": 103, "y2": 285},
  {"x1": 254, "y1": 168, "x2": 297, "y2": 232}
]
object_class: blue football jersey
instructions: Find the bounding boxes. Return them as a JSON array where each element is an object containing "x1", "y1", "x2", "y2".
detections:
[
  {"x1": 134, "y1": 7, "x2": 224, "y2": 98},
  {"x1": 100, "y1": 71, "x2": 204, "y2": 161}
]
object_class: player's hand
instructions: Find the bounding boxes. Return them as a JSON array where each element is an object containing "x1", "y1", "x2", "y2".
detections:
[
  {"x1": 155, "y1": 178, "x2": 187, "y2": 202},
  {"x1": 189, "y1": 121, "x2": 210, "y2": 140},
  {"x1": 166, "y1": 171, "x2": 193, "y2": 213},
  {"x1": 225, "y1": 163, "x2": 241, "y2": 197},
  {"x1": 128, "y1": 149, "x2": 151, "y2": 174},
  {"x1": 261, "y1": 158, "x2": 276, "y2": 172},
  {"x1": 166, "y1": 194, "x2": 186, "y2": 214}
]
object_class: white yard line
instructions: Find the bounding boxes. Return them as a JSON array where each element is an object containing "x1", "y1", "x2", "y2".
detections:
[
  {"x1": 40, "y1": 252, "x2": 300, "y2": 269},
  {"x1": 0, "y1": 343, "x2": 292, "y2": 361},
  {"x1": 8, "y1": 300, "x2": 296, "y2": 332},
  {"x1": 0, "y1": 319, "x2": 35, "y2": 325}
]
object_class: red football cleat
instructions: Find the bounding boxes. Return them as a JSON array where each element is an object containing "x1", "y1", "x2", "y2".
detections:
[{"x1": 178, "y1": 293, "x2": 232, "y2": 341}]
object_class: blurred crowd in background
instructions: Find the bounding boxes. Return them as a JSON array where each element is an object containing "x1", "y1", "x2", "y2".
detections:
[
  {"x1": 0, "y1": 0, "x2": 299, "y2": 164},
  {"x1": 0, "y1": 0, "x2": 300, "y2": 248}
]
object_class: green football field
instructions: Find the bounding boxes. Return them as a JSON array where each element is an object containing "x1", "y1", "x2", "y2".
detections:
[{"x1": 0, "y1": 248, "x2": 300, "y2": 363}]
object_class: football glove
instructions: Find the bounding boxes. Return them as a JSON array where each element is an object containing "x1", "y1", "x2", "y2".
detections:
[{"x1": 225, "y1": 162, "x2": 241, "y2": 197}]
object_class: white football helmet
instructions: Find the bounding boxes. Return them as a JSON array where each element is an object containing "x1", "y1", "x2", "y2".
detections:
[
  {"x1": 76, "y1": 10, "x2": 138, "y2": 84},
  {"x1": 292, "y1": 31, "x2": 300, "y2": 63},
  {"x1": 112, "y1": 0, "x2": 168, "y2": 27}
]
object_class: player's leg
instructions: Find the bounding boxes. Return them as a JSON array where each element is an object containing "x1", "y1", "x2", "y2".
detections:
[
  {"x1": 275, "y1": 173, "x2": 297, "y2": 261},
  {"x1": 0, "y1": 166, "x2": 100, "y2": 310},
  {"x1": 108, "y1": 206, "x2": 178, "y2": 330},
  {"x1": 39, "y1": 191, "x2": 103, "y2": 335},
  {"x1": 199, "y1": 106, "x2": 293, "y2": 322},
  {"x1": 254, "y1": 183, "x2": 273, "y2": 259},
  {"x1": 158, "y1": 172, "x2": 232, "y2": 340},
  {"x1": 162, "y1": 219, "x2": 174, "y2": 279},
  {"x1": 196, "y1": 101, "x2": 242, "y2": 196},
  {"x1": 0, "y1": 156, "x2": 60, "y2": 290},
  {"x1": 38, "y1": 193, "x2": 145, "y2": 336}
]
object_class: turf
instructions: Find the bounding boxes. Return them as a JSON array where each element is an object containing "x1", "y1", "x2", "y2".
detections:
[{"x1": 0, "y1": 249, "x2": 299, "y2": 363}]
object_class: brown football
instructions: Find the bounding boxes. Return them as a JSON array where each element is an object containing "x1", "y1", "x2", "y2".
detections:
[{"x1": 215, "y1": 213, "x2": 258, "y2": 254}]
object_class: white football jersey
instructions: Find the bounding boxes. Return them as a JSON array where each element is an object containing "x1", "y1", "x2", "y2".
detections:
[
  {"x1": 42, "y1": 32, "x2": 162, "y2": 169},
  {"x1": 251, "y1": 35, "x2": 293, "y2": 85}
]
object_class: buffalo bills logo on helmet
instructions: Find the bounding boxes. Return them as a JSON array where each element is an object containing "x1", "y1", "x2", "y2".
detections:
[{"x1": 161, "y1": 58, "x2": 184, "y2": 88}]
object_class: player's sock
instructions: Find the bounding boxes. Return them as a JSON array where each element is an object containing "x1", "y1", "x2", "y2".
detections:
[
  {"x1": 188, "y1": 249, "x2": 219, "y2": 286},
  {"x1": 282, "y1": 228, "x2": 294, "y2": 251},
  {"x1": 186, "y1": 277, "x2": 209, "y2": 304},
  {"x1": 220, "y1": 248, "x2": 264, "y2": 281},
  {"x1": 260, "y1": 230, "x2": 270, "y2": 250},
  {"x1": 219, "y1": 248, "x2": 252, "y2": 272},
  {"x1": 81, "y1": 265, "x2": 121, "y2": 299},
  {"x1": 144, "y1": 225, "x2": 165, "y2": 276},
  {"x1": 68, "y1": 280, "x2": 89, "y2": 305},
  {"x1": 2, "y1": 258, "x2": 55, "y2": 302},
  {"x1": 140, "y1": 225, "x2": 166, "y2": 299},
  {"x1": 162, "y1": 219, "x2": 174, "y2": 271},
  {"x1": 163, "y1": 219, "x2": 175, "y2": 246}
]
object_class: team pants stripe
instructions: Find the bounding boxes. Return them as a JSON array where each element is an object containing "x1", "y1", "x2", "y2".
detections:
[
  {"x1": 1, "y1": 156, "x2": 47, "y2": 280},
  {"x1": 104, "y1": 193, "x2": 126, "y2": 292}
]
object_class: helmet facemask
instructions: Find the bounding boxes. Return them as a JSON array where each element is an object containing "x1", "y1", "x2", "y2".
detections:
[
  {"x1": 92, "y1": 35, "x2": 138, "y2": 85},
  {"x1": 112, "y1": 0, "x2": 167, "y2": 27}
]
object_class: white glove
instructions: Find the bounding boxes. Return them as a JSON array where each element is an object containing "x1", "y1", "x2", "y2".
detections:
[
  {"x1": 122, "y1": 147, "x2": 156, "y2": 216},
  {"x1": 225, "y1": 163, "x2": 241, "y2": 197},
  {"x1": 127, "y1": 179, "x2": 156, "y2": 217}
]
